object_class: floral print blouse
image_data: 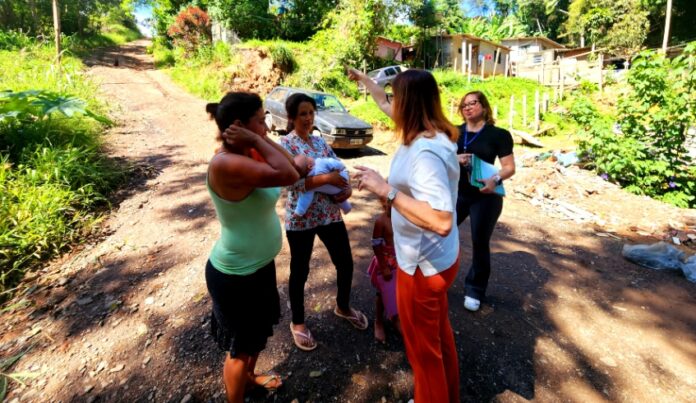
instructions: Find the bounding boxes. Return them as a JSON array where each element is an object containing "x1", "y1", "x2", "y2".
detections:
[{"x1": 281, "y1": 131, "x2": 344, "y2": 231}]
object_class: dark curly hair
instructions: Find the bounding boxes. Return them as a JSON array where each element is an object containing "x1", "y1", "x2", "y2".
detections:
[{"x1": 206, "y1": 92, "x2": 263, "y2": 142}]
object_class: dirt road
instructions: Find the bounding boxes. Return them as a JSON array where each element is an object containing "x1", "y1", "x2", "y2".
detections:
[{"x1": 1, "y1": 40, "x2": 695, "y2": 403}]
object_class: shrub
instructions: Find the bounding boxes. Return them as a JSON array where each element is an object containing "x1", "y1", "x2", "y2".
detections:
[
  {"x1": 167, "y1": 6, "x2": 211, "y2": 57},
  {"x1": 569, "y1": 96, "x2": 599, "y2": 128},
  {"x1": 0, "y1": 38, "x2": 126, "y2": 298},
  {"x1": 0, "y1": 30, "x2": 32, "y2": 50},
  {"x1": 269, "y1": 45, "x2": 297, "y2": 75},
  {"x1": 578, "y1": 79, "x2": 598, "y2": 94},
  {"x1": 577, "y1": 42, "x2": 696, "y2": 208}
]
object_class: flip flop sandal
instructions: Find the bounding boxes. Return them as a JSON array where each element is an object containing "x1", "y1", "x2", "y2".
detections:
[
  {"x1": 256, "y1": 373, "x2": 283, "y2": 392},
  {"x1": 289, "y1": 322, "x2": 317, "y2": 351},
  {"x1": 333, "y1": 307, "x2": 369, "y2": 330}
]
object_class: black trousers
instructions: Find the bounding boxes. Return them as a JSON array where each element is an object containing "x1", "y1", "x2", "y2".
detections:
[
  {"x1": 286, "y1": 221, "x2": 354, "y2": 325},
  {"x1": 456, "y1": 193, "x2": 503, "y2": 300}
]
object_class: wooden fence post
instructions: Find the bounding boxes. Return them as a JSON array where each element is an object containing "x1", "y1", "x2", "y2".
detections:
[
  {"x1": 559, "y1": 64, "x2": 565, "y2": 100},
  {"x1": 504, "y1": 57, "x2": 510, "y2": 77},
  {"x1": 523, "y1": 94, "x2": 527, "y2": 128},
  {"x1": 492, "y1": 49, "x2": 500, "y2": 77},
  {"x1": 467, "y1": 43, "x2": 472, "y2": 83},
  {"x1": 362, "y1": 60, "x2": 367, "y2": 101},
  {"x1": 543, "y1": 92, "x2": 549, "y2": 113},
  {"x1": 534, "y1": 90, "x2": 540, "y2": 131},
  {"x1": 52, "y1": 0, "x2": 61, "y2": 64},
  {"x1": 481, "y1": 58, "x2": 486, "y2": 80},
  {"x1": 598, "y1": 53, "x2": 604, "y2": 93},
  {"x1": 541, "y1": 59, "x2": 545, "y2": 85}
]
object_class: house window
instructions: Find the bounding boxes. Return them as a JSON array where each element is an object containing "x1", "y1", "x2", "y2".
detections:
[{"x1": 533, "y1": 54, "x2": 542, "y2": 64}]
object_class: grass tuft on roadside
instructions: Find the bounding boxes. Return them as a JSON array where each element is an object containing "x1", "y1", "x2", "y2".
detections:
[{"x1": 0, "y1": 32, "x2": 130, "y2": 300}]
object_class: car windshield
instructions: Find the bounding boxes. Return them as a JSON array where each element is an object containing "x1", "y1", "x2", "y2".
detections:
[
  {"x1": 367, "y1": 70, "x2": 380, "y2": 78},
  {"x1": 311, "y1": 93, "x2": 346, "y2": 113}
]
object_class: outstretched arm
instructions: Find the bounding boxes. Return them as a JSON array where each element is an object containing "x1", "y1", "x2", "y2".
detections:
[{"x1": 347, "y1": 67, "x2": 392, "y2": 119}]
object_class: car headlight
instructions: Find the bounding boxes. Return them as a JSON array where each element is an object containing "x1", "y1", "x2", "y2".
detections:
[
  {"x1": 331, "y1": 128, "x2": 347, "y2": 135},
  {"x1": 365, "y1": 128, "x2": 373, "y2": 135}
]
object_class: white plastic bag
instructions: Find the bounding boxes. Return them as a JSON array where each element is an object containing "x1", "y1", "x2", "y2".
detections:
[{"x1": 622, "y1": 242, "x2": 696, "y2": 284}]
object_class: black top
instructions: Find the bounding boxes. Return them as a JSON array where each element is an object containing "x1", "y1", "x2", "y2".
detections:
[{"x1": 456, "y1": 124, "x2": 514, "y2": 196}]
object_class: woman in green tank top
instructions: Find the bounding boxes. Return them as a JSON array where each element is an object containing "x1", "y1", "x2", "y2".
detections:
[{"x1": 205, "y1": 92, "x2": 299, "y2": 403}]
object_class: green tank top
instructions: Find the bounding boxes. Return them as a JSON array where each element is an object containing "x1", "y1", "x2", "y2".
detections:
[{"x1": 207, "y1": 181, "x2": 282, "y2": 276}]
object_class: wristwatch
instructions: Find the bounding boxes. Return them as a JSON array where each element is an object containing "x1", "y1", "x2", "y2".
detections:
[
  {"x1": 386, "y1": 187, "x2": 399, "y2": 207},
  {"x1": 493, "y1": 174, "x2": 503, "y2": 186}
]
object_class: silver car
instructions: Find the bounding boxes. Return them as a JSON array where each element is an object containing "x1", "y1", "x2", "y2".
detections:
[
  {"x1": 366, "y1": 65, "x2": 407, "y2": 90},
  {"x1": 264, "y1": 86, "x2": 373, "y2": 149}
]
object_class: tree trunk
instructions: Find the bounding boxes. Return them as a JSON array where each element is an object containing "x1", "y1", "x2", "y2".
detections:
[
  {"x1": 27, "y1": 0, "x2": 39, "y2": 33},
  {"x1": 77, "y1": 0, "x2": 85, "y2": 36},
  {"x1": 52, "y1": 0, "x2": 62, "y2": 63},
  {"x1": 662, "y1": 0, "x2": 673, "y2": 54}
]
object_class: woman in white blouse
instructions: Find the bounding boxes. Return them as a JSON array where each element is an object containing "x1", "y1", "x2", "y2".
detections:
[{"x1": 350, "y1": 68, "x2": 461, "y2": 403}]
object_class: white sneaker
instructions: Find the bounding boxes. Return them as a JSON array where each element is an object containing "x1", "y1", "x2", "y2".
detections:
[{"x1": 464, "y1": 296, "x2": 480, "y2": 312}]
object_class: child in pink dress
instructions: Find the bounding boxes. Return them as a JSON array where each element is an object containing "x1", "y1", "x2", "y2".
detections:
[{"x1": 367, "y1": 202, "x2": 400, "y2": 342}]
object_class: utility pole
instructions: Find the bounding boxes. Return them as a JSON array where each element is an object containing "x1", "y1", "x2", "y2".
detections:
[
  {"x1": 662, "y1": 0, "x2": 673, "y2": 54},
  {"x1": 52, "y1": 0, "x2": 61, "y2": 63}
]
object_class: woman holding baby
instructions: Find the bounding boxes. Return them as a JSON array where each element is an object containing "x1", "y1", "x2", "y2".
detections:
[{"x1": 281, "y1": 92, "x2": 368, "y2": 352}]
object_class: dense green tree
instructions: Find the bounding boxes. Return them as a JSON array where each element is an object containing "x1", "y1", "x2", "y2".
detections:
[
  {"x1": 313, "y1": 0, "x2": 390, "y2": 65},
  {"x1": 144, "y1": 0, "x2": 207, "y2": 39},
  {"x1": 0, "y1": 0, "x2": 134, "y2": 36},
  {"x1": 459, "y1": 14, "x2": 529, "y2": 41},
  {"x1": 564, "y1": 0, "x2": 649, "y2": 56},
  {"x1": 487, "y1": 0, "x2": 569, "y2": 40},
  {"x1": 642, "y1": 0, "x2": 696, "y2": 47},
  {"x1": 206, "y1": 0, "x2": 274, "y2": 39},
  {"x1": 276, "y1": 0, "x2": 339, "y2": 41}
]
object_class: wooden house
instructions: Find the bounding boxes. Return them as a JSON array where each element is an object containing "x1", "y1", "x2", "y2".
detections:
[
  {"x1": 435, "y1": 34, "x2": 511, "y2": 77},
  {"x1": 375, "y1": 36, "x2": 413, "y2": 62},
  {"x1": 501, "y1": 36, "x2": 566, "y2": 65}
]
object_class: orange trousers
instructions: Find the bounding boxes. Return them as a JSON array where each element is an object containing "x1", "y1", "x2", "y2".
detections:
[{"x1": 397, "y1": 258, "x2": 460, "y2": 403}]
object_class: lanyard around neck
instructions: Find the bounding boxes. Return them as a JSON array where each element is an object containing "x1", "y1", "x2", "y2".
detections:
[{"x1": 462, "y1": 124, "x2": 485, "y2": 152}]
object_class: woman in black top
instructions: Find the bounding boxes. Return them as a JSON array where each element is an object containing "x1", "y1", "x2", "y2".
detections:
[{"x1": 456, "y1": 91, "x2": 516, "y2": 312}]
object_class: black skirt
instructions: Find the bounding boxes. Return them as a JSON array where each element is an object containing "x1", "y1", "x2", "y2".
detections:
[{"x1": 205, "y1": 259, "x2": 281, "y2": 357}]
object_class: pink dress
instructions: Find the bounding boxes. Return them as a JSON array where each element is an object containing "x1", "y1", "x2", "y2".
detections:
[{"x1": 367, "y1": 245, "x2": 398, "y2": 320}]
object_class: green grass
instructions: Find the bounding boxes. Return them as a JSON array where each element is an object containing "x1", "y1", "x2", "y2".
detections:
[
  {"x1": 0, "y1": 33, "x2": 128, "y2": 299},
  {"x1": 154, "y1": 41, "x2": 235, "y2": 101},
  {"x1": 63, "y1": 23, "x2": 142, "y2": 56}
]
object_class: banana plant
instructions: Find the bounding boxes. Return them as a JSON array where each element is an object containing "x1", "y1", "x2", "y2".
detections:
[{"x1": 0, "y1": 90, "x2": 111, "y2": 124}]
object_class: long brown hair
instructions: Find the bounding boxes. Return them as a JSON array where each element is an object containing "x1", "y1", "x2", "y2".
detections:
[
  {"x1": 460, "y1": 90, "x2": 495, "y2": 126},
  {"x1": 391, "y1": 69, "x2": 458, "y2": 145}
]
